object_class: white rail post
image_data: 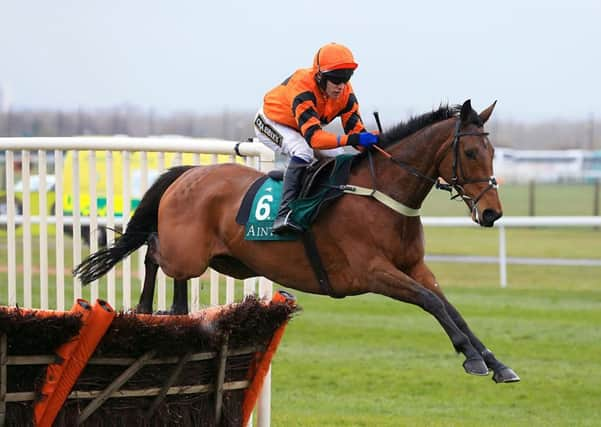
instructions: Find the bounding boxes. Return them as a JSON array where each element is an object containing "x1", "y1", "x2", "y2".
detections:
[
  {"x1": 499, "y1": 223, "x2": 507, "y2": 288},
  {"x1": 21, "y1": 150, "x2": 32, "y2": 308},
  {"x1": 210, "y1": 270, "x2": 220, "y2": 306},
  {"x1": 54, "y1": 150, "x2": 65, "y2": 311},
  {"x1": 89, "y1": 150, "x2": 99, "y2": 303},
  {"x1": 106, "y1": 151, "x2": 116, "y2": 305},
  {"x1": 5, "y1": 150, "x2": 16, "y2": 307},
  {"x1": 138, "y1": 151, "x2": 149, "y2": 305},
  {"x1": 122, "y1": 150, "x2": 131, "y2": 309},
  {"x1": 72, "y1": 150, "x2": 82, "y2": 301},
  {"x1": 38, "y1": 150, "x2": 49, "y2": 309},
  {"x1": 255, "y1": 142, "x2": 275, "y2": 427}
]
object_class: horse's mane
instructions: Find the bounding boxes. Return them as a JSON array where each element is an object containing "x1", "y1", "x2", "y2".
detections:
[{"x1": 377, "y1": 104, "x2": 461, "y2": 149}]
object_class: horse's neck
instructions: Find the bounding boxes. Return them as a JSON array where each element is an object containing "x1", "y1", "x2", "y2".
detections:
[{"x1": 376, "y1": 120, "x2": 453, "y2": 209}]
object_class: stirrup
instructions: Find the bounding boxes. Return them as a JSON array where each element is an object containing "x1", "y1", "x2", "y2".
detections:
[{"x1": 272, "y1": 211, "x2": 304, "y2": 234}]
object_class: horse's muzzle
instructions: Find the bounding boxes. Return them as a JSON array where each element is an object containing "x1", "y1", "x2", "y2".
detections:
[{"x1": 477, "y1": 208, "x2": 502, "y2": 227}]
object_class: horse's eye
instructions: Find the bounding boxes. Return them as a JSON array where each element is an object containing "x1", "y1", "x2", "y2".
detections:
[{"x1": 465, "y1": 149, "x2": 477, "y2": 160}]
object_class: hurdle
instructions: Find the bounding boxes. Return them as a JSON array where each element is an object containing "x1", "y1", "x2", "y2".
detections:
[{"x1": 0, "y1": 291, "x2": 297, "y2": 426}]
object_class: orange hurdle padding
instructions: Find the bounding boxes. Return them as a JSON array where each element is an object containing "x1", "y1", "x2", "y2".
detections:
[
  {"x1": 37, "y1": 299, "x2": 115, "y2": 427},
  {"x1": 242, "y1": 290, "x2": 296, "y2": 426},
  {"x1": 34, "y1": 299, "x2": 92, "y2": 426}
]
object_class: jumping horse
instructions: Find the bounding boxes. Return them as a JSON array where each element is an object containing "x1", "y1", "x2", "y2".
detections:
[{"x1": 75, "y1": 100, "x2": 520, "y2": 383}]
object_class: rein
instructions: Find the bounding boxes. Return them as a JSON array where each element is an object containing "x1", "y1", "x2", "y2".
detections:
[
  {"x1": 339, "y1": 147, "x2": 421, "y2": 217},
  {"x1": 373, "y1": 144, "x2": 453, "y2": 193}
]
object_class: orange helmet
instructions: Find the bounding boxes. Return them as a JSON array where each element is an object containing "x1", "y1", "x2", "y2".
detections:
[
  {"x1": 313, "y1": 42, "x2": 358, "y2": 73},
  {"x1": 313, "y1": 43, "x2": 358, "y2": 88}
]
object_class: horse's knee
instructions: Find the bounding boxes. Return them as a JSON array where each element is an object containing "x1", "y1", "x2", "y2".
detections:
[{"x1": 417, "y1": 287, "x2": 445, "y2": 314}]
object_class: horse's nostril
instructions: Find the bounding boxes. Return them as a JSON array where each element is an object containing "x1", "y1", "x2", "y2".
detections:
[{"x1": 482, "y1": 209, "x2": 501, "y2": 225}]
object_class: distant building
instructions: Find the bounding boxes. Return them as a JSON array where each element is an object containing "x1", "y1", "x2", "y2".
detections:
[{"x1": 494, "y1": 148, "x2": 601, "y2": 183}]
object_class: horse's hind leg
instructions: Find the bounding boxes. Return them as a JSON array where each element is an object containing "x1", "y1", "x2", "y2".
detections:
[
  {"x1": 443, "y1": 303, "x2": 520, "y2": 383},
  {"x1": 170, "y1": 280, "x2": 189, "y2": 315},
  {"x1": 136, "y1": 233, "x2": 190, "y2": 315},
  {"x1": 409, "y1": 262, "x2": 520, "y2": 383},
  {"x1": 136, "y1": 243, "x2": 159, "y2": 314},
  {"x1": 414, "y1": 286, "x2": 488, "y2": 376}
]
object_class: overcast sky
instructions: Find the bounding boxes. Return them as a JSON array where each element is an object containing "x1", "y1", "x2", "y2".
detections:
[{"x1": 1, "y1": 0, "x2": 599, "y2": 122}]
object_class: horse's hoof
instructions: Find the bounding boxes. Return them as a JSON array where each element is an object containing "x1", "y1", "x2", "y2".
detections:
[
  {"x1": 463, "y1": 358, "x2": 489, "y2": 376},
  {"x1": 493, "y1": 367, "x2": 520, "y2": 383}
]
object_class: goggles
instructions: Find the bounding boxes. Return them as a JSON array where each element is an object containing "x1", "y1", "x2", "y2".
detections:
[{"x1": 323, "y1": 69, "x2": 354, "y2": 85}]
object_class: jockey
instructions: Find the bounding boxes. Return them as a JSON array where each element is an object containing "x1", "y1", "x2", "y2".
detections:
[{"x1": 254, "y1": 42, "x2": 379, "y2": 234}]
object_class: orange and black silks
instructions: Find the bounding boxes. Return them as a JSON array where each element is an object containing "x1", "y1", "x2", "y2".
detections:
[{"x1": 262, "y1": 49, "x2": 366, "y2": 150}]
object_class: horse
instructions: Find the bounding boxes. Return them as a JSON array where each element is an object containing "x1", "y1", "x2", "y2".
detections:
[{"x1": 74, "y1": 100, "x2": 520, "y2": 383}]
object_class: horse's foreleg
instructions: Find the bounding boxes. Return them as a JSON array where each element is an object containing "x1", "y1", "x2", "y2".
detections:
[
  {"x1": 408, "y1": 262, "x2": 520, "y2": 383},
  {"x1": 372, "y1": 266, "x2": 488, "y2": 376},
  {"x1": 170, "y1": 279, "x2": 189, "y2": 315}
]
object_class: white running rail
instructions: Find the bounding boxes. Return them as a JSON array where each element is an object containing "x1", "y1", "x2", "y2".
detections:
[{"x1": 422, "y1": 216, "x2": 601, "y2": 287}]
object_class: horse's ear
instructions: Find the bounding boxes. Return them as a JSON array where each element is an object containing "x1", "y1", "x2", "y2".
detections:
[
  {"x1": 479, "y1": 100, "x2": 497, "y2": 124},
  {"x1": 460, "y1": 99, "x2": 473, "y2": 124}
]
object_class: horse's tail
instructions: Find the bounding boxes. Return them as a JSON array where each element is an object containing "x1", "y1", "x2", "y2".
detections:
[{"x1": 73, "y1": 165, "x2": 196, "y2": 284}]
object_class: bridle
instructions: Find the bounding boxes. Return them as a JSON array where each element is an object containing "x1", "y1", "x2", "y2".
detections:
[
  {"x1": 440, "y1": 119, "x2": 498, "y2": 204},
  {"x1": 371, "y1": 118, "x2": 498, "y2": 218}
]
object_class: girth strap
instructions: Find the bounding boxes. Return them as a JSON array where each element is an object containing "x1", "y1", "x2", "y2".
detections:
[{"x1": 301, "y1": 230, "x2": 343, "y2": 298}]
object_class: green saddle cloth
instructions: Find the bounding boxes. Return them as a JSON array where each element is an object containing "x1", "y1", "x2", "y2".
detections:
[{"x1": 244, "y1": 154, "x2": 354, "y2": 241}]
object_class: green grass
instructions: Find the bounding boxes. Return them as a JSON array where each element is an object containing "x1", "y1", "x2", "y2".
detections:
[{"x1": 271, "y1": 269, "x2": 601, "y2": 426}]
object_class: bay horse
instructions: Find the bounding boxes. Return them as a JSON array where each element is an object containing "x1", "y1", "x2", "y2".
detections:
[{"x1": 75, "y1": 100, "x2": 519, "y2": 383}]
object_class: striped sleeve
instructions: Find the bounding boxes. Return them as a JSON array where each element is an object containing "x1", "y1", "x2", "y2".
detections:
[
  {"x1": 339, "y1": 93, "x2": 366, "y2": 135},
  {"x1": 292, "y1": 91, "x2": 351, "y2": 149}
]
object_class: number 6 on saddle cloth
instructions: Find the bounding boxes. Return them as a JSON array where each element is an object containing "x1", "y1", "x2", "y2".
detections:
[{"x1": 236, "y1": 154, "x2": 355, "y2": 242}]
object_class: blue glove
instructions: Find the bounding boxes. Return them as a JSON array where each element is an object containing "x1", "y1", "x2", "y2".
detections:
[{"x1": 349, "y1": 132, "x2": 379, "y2": 147}]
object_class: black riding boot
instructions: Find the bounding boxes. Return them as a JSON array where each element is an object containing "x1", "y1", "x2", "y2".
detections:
[{"x1": 272, "y1": 157, "x2": 308, "y2": 234}]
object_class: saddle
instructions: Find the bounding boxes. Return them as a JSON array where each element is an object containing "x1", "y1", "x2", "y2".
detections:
[
  {"x1": 268, "y1": 155, "x2": 345, "y2": 196},
  {"x1": 276, "y1": 154, "x2": 355, "y2": 228}
]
